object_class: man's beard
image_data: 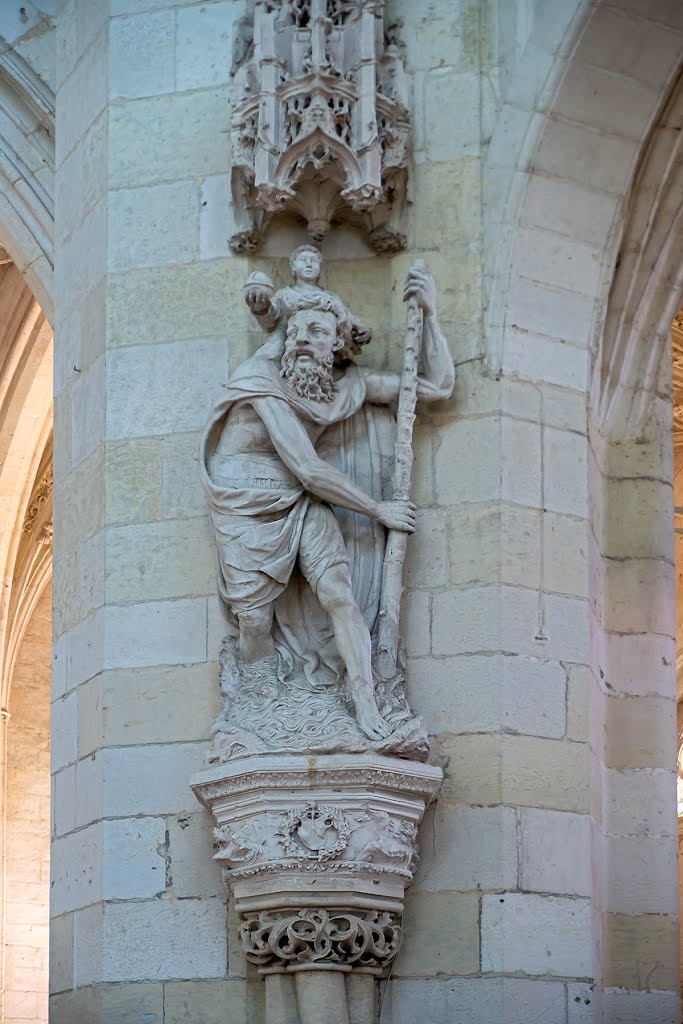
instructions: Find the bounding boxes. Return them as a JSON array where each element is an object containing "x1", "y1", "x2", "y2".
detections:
[{"x1": 280, "y1": 349, "x2": 336, "y2": 402}]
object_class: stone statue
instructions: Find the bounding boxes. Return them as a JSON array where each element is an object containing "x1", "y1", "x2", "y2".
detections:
[
  {"x1": 199, "y1": 248, "x2": 454, "y2": 761},
  {"x1": 243, "y1": 243, "x2": 372, "y2": 352}
]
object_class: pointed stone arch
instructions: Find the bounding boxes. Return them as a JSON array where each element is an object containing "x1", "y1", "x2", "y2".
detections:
[
  {"x1": 0, "y1": 38, "x2": 54, "y2": 1024},
  {"x1": 0, "y1": 16, "x2": 55, "y2": 706},
  {"x1": 0, "y1": 47, "x2": 54, "y2": 323},
  {"x1": 492, "y1": 1, "x2": 683, "y2": 1016},
  {"x1": 595, "y1": 69, "x2": 683, "y2": 438}
]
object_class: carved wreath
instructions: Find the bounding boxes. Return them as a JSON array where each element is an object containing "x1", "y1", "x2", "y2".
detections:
[{"x1": 279, "y1": 803, "x2": 350, "y2": 862}]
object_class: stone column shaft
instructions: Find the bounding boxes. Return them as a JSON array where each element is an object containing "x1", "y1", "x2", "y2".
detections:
[{"x1": 51, "y1": 2, "x2": 243, "y2": 1017}]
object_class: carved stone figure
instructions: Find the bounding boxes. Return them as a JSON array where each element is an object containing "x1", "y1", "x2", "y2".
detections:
[
  {"x1": 243, "y1": 243, "x2": 372, "y2": 352},
  {"x1": 199, "y1": 248, "x2": 454, "y2": 762},
  {"x1": 229, "y1": 0, "x2": 410, "y2": 253},
  {"x1": 210, "y1": 797, "x2": 419, "y2": 880}
]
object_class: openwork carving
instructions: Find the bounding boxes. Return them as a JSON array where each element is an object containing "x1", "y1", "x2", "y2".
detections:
[
  {"x1": 229, "y1": 0, "x2": 410, "y2": 252},
  {"x1": 240, "y1": 907, "x2": 402, "y2": 973},
  {"x1": 192, "y1": 753, "x2": 440, "y2": 1021}
]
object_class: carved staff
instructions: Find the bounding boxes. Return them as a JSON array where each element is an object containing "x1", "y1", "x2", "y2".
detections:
[{"x1": 376, "y1": 260, "x2": 425, "y2": 680}]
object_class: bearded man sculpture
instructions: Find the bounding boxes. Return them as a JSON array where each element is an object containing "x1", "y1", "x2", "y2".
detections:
[{"x1": 199, "y1": 250, "x2": 454, "y2": 761}]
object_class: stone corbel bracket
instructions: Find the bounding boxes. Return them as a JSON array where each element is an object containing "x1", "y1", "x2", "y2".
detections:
[
  {"x1": 191, "y1": 753, "x2": 441, "y2": 1024},
  {"x1": 229, "y1": 0, "x2": 411, "y2": 255}
]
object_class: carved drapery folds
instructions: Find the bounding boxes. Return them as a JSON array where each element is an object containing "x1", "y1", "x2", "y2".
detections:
[
  {"x1": 193, "y1": 250, "x2": 454, "y2": 1020},
  {"x1": 230, "y1": 0, "x2": 410, "y2": 253},
  {"x1": 197, "y1": 32, "x2": 450, "y2": 1004}
]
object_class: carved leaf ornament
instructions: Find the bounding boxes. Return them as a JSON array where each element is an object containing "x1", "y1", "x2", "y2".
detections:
[{"x1": 240, "y1": 907, "x2": 402, "y2": 970}]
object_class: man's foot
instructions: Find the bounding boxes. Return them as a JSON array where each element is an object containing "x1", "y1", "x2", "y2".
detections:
[{"x1": 348, "y1": 679, "x2": 392, "y2": 742}]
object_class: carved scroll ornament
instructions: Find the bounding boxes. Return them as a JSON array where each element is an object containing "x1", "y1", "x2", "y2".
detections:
[{"x1": 241, "y1": 907, "x2": 402, "y2": 973}]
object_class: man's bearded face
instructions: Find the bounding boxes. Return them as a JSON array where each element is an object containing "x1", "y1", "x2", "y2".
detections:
[{"x1": 281, "y1": 309, "x2": 337, "y2": 402}]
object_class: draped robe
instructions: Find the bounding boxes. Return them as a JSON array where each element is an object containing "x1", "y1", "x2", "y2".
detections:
[{"x1": 198, "y1": 347, "x2": 393, "y2": 693}]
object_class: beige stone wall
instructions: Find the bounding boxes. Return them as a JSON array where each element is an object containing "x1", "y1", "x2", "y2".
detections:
[
  {"x1": 43, "y1": 1, "x2": 683, "y2": 1022},
  {"x1": 494, "y1": 4, "x2": 683, "y2": 1021},
  {"x1": 4, "y1": 585, "x2": 51, "y2": 1024},
  {"x1": 51, "y1": 2, "x2": 247, "y2": 1018}
]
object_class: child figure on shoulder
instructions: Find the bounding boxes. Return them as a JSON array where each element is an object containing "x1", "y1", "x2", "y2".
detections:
[{"x1": 243, "y1": 243, "x2": 372, "y2": 358}]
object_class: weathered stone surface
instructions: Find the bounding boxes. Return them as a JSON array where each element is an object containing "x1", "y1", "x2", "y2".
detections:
[
  {"x1": 107, "y1": 182, "x2": 199, "y2": 271},
  {"x1": 437, "y1": 733, "x2": 502, "y2": 806},
  {"x1": 109, "y1": 89, "x2": 230, "y2": 189},
  {"x1": 175, "y1": 3, "x2": 236, "y2": 90},
  {"x1": 102, "y1": 818, "x2": 167, "y2": 900},
  {"x1": 502, "y1": 655, "x2": 566, "y2": 738},
  {"x1": 97, "y1": 663, "x2": 218, "y2": 746},
  {"x1": 164, "y1": 979, "x2": 247, "y2": 1024},
  {"x1": 100, "y1": 899, "x2": 228, "y2": 982},
  {"x1": 603, "y1": 694, "x2": 676, "y2": 770},
  {"x1": 105, "y1": 439, "x2": 163, "y2": 525},
  {"x1": 105, "y1": 517, "x2": 215, "y2": 604},
  {"x1": 502, "y1": 736, "x2": 589, "y2": 813},
  {"x1": 108, "y1": 260, "x2": 246, "y2": 348},
  {"x1": 102, "y1": 744, "x2": 205, "y2": 817},
  {"x1": 394, "y1": 891, "x2": 479, "y2": 977},
  {"x1": 103, "y1": 599, "x2": 207, "y2": 670},
  {"x1": 435, "y1": 417, "x2": 500, "y2": 505},
  {"x1": 49, "y1": 913, "x2": 73, "y2": 995},
  {"x1": 598, "y1": 988, "x2": 680, "y2": 1023},
  {"x1": 520, "y1": 808, "x2": 591, "y2": 896},
  {"x1": 481, "y1": 893, "x2": 591, "y2": 976},
  {"x1": 108, "y1": 9, "x2": 175, "y2": 100},
  {"x1": 416, "y1": 804, "x2": 517, "y2": 892},
  {"x1": 381, "y1": 978, "x2": 566, "y2": 1024},
  {"x1": 166, "y1": 812, "x2": 224, "y2": 899},
  {"x1": 432, "y1": 585, "x2": 499, "y2": 656},
  {"x1": 602, "y1": 912, "x2": 679, "y2": 990},
  {"x1": 106, "y1": 338, "x2": 227, "y2": 440},
  {"x1": 407, "y1": 654, "x2": 503, "y2": 734}
]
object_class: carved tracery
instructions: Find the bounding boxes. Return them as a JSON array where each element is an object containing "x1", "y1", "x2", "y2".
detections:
[
  {"x1": 240, "y1": 907, "x2": 402, "y2": 972},
  {"x1": 229, "y1": 0, "x2": 410, "y2": 253}
]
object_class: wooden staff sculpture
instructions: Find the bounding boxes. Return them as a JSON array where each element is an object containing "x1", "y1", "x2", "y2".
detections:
[{"x1": 376, "y1": 260, "x2": 425, "y2": 680}]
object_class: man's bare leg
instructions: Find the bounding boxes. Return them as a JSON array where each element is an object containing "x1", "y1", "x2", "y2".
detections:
[
  {"x1": 237, "y1": 603, "x2": 275, "y2": 664},
  {"x1": 314, "y1": 564, "x2": 390, "y2": 742}
]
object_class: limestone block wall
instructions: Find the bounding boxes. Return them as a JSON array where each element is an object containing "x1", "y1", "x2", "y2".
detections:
[
  {"x1": 491, "y1": 3, "x2": 683, "y2": 1020},
  {"x1": 51, "y1": 1, "x2": 243, "y2": 1019},
  {"x1": 4, "y1": 586, "x2": 51, "y2": 1024},
  {"x1": 46, "y1": 1, "x2": 683, "y2": 1022},
  {"x1": 48, "y1": 1, "x2": 599, "y2": 1020}
]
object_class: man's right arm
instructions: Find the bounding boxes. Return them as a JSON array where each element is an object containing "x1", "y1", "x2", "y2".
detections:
[{"x1": 251, "y1": 397, "x2": 416, "y2": 532}]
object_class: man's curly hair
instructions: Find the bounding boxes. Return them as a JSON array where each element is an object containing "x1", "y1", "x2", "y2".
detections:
[{"x1": 286, "y1": 294, "x2": 355, "y2": 362}]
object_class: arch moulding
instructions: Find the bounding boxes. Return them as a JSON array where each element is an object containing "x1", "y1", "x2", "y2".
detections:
[{"x1": 492, "y1": 0, "x2": 683, "y2": 1014}]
